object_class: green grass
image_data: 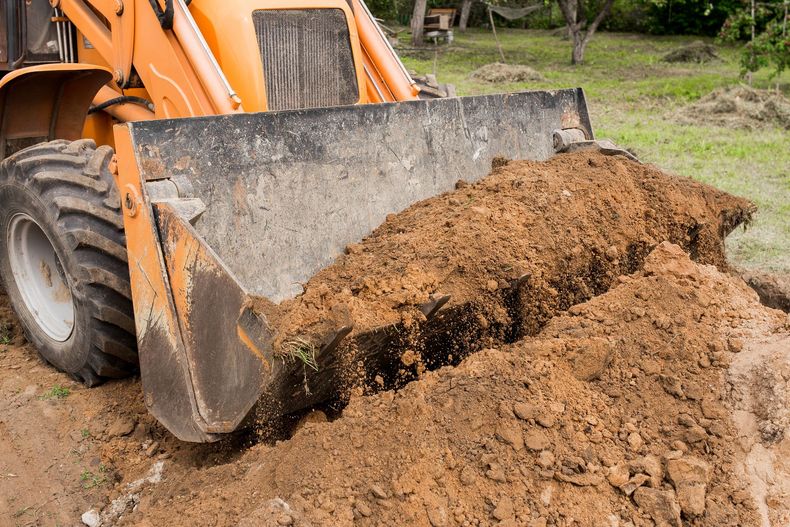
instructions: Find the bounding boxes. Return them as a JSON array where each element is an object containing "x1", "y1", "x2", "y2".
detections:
[
  {"x1": 39, "y1": 385, "x2": 71, "y2": 400},
  {"x1": 79, "y1": 466, "x2": 108, "y2": 489},
  {"x1": 397, "y1": 29, "x2": 790, "y2": 273},
  {"x1": 0, "y1": 323, "x2": 11, "y2": 345},
  {"x1": 282, "y1": 338, "x2": 319, "y2": 371}
]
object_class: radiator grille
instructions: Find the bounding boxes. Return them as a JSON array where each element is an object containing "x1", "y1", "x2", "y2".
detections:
[{"x1": 253, "y1": 9, "x2": 359, "y2": 111}]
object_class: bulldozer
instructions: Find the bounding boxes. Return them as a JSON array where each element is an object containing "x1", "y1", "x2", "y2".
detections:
[{"x1": 0, "y1": 0, "x2": 608, "y2": 441}]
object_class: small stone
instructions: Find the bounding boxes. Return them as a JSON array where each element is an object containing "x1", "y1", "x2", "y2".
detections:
[
  {"x1": 620, "y1": 474, "x2": 650, "y2": 496},
  {"x1": 370, "y1": 484, "x2": 387, "y2": 499},
  {"x1": 537, "y1": 450, "x2": 555, "y2": 469},
  {"x1": 276, "y1": 514, "x2": 294, "y2": 526},
  {"x1": 728, "y1": 337, "x2": 744, "y2": 353},
  {"x1": 631, "y1": 454, "x2": 663, "y2": 487},
  {"x1": 605, "y1": 246, "x2": 619, "y2": 260},
  {"x1": 499, "y1": 401, "x2": 515, "y2": 418},
  {"x1": 107, "y1": 416, "x2": 136, "y2": 438},
  {"x1": 606, "y1": 463, "x2": 630, "y2": 488},
  {"x1": 684, "y1": 425, "x2": 708, "y2": 443},
  {"x1": 555, "y1": 472, "x2": 604, "y2": 486},
  {"x1": 663, "y1": 450, "x2": 683, "y2": 462},
  {"x1": 524, "y1": 429, "x2": 550, "y2": 451},
  {"x1": 675, "y1": 484, "x2": 706, "y2": 516},
  {"x1": 493, "y1": 496, "x2": 514, "y2": 520},
  {"x1": 486, "y1": 464, "x2": 507, "y2": 482},
  {"x1": 667, "y1": 457, "x2": 710, "y2": 487},
  {"x1": 427, "y1": 505, "x2": 448, "y2": 527},
  {"x1": 570, "y1": 339, "x2": 613, "y2": 381},
  {"x1": 536, "y1": 414, "x2": 556, "y2": 428},
  {"x1": 513, "y1": 403, "x2": 538, "y2": 421},
  {"x1": 487, "y1": 279, "x2": 499, "y2": 292},
  {"x1": 81, "y1": 509, "x2": 101, "y2": 527},
  {"x1": 633, "y1": 487, "x2": 682, "y2": 527},
  {"x1": 355, "y1": 501, "x2": 372, "y2": 517},
  {"x1": 627, "y1": 432, "x2": 643, "y2": 451},
  {"x1": 659, "y1": 375, "x2": 685, "y2": 398},
  {"x1": 145, "y1": 441, "x2": 160, "y2": 457},
  {"x1": 681, "y1": 382, "x2": 703, "y2": 401},
  {"x1": 497, "y1": 424, "x2": 524, "y2": 451},
  {"x1": 459, "y1": 465, "x2": 476, "y2": 485},
  {"x1": 707, "y1": 421, "x2": 727, "y2": 437}
]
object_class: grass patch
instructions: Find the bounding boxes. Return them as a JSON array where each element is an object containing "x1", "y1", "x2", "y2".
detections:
[
  {"x1": 79, "y1": 465, "x2": 108, "y2": 489},
  {"x1": 397, "y1": 28, "x2": 789, "y2": 272},
  {"x1": 40, "y1": 385, "x2": 71, "y2": 400},
  {"x1": 282, "y1": 338, "x2": 319, "y2": 371},
  {"x1": 0, "y1": 323, "x2": 11, "y2": 345}
]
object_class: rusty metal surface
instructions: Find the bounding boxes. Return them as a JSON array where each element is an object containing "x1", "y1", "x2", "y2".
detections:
[
  {"x1": 155, "y1": 203, "x2": 268, "y2": 433},
  {"x1": 126, "y1": 88, "x2": 593, "y2": 303},
  {"x1": 113, "y1": 126, "x2": 216, "y2": 443}
]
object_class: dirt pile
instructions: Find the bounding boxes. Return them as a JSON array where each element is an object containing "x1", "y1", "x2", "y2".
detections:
[
  {"x1": 662, "y1": 41, "x2": 719, "y2": 63},
  {"x1": 114, "y1": 243, "x2": 789, "y2": 527},
  {"x1": 678, "y1": 85, "x2": 790, "y2": 130},
  {"x1": 469, "y1": 63, "x2": 545, "y2": 83},
  {"x1": 261, "y1": 152, "x2": 753, "y2": 416}
]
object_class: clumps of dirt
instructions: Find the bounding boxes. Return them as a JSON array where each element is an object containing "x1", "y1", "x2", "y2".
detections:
[
  {"x1": 259, "y1": 151, "x2": 753, "y2": 418},
  {"x1": 662, "y1": 41, "x2": 719, "y2": 63},
  {"x1": 119, "y1": 243, "x2": 790, "y2": 526},
  {"x1": 469, "y1": 62, "x2": 545, "y2": 83},
  {"x1": 678, "y1": 85, "x2": 790, "y2": 130}
]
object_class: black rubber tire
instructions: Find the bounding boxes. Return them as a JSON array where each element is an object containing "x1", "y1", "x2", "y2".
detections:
[{"x1": 0, "y1": 139, "x2": 138, "y2": 386}]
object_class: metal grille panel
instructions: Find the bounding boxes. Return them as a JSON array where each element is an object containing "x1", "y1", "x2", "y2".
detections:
[{"x1": 253, "y1": 9, "x2": 359, "y2": 111}]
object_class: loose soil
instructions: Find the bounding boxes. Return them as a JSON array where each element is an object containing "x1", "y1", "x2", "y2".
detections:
[
  {"x1": 259, "y1": 151, "x2": 752, "y2": 420},
  {"x1": 1, "y1": 152, "x2": 786, "y2": 527},
  {"x1": 677, "y1": 85, "x2": 790, "y2": 130},
  {"x1": 469, "y1": 63, "x2": 545, "y2": 83},
  {"x1": 662, "y1": 41, "x2": 720, "y2": 64}
]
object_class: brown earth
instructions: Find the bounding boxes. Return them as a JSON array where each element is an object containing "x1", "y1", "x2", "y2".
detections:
[
  {"x1": 469, "y1": 63, "x2": 545, "y2": 84},
  {"x1": 677, "y1": 85, "x2": 790, "y2": 130},
  {"x1": 4, "y1": 242, "x2": 786, "y2": 526},
  {"x1": 1, "y1": 152, "x2": 787, "y2": 527},
  {"x1": 258, "y1": 152, "x2": 752, "y2": 419}
]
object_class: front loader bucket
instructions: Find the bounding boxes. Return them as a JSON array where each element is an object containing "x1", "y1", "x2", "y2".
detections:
[{"x1": 113, "y1": 89, "x2": 594, "y2": 442}]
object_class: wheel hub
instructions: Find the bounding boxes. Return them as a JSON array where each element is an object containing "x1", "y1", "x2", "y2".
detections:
[{"x1": 6, "y1": 213, "x2": 75, "y2": 341}]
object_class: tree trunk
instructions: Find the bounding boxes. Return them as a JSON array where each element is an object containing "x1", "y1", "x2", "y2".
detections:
[
  {"x1": 459, "y1": 0, "x2": 473, "y2": 31},
  {"x1": 556, "y1": 0, "x2": 613, "y2": 65},
  {"x1": 411, "y1": 0, "x2": 428, "y2": 46},
  {"x1": 571, "y1": 33, "x2": 585, "y2": 64}
]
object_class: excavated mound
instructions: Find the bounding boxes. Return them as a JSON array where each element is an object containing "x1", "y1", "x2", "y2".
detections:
[
  {"x1": 258, "y1": 152, "x2": 753, "y2": 417},
  {"x1": 122, "y1": 244, "x2": 790, "y2": 527},
  {"x1": 469, "y1": 63, "x2": 545, "y2": 83},
  {"x1": 677, "y1": 85, "x2": 790, "y2": 130},
  {"x1": 662, "y1": 41, "x2": 719, "y2": 63}
]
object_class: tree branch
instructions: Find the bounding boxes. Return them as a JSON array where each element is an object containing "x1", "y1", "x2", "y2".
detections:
[{"x1": 582, "y1": 0, "x2": 614, "y2": 44}]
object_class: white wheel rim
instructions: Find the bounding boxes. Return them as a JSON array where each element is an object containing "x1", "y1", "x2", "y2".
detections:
[{"x1": 6, "y1": 213, "x2": 75, "y2": 341}]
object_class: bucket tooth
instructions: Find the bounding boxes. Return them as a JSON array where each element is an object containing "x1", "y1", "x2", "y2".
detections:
[
  {"x1": 319, "y1": 325, "x2": 353, "y2": 357},
  {"x1": 419, "y1": 294, "x2": 451, "y2": 319}
]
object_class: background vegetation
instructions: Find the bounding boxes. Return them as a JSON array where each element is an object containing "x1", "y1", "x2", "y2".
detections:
[{"x1": 395, "y1": 29, "x2": 789, "y2": 272}]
